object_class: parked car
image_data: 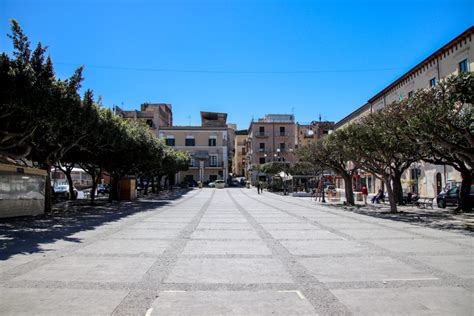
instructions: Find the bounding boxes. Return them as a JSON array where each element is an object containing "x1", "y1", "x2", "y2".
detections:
[
  {"x1": 53, "y1": 185, "x2": 78, "y2": 199},
  {"x1": 324, "y1": 184, "x2": 337, "y2": 194},
  {"x1": 437, "y1": 185, "x2": 474, "y2": 209},
  {"x1": 230, "y1": 179, "x2": 241, "y2": 187},
  {"x1": 208, "y1": 181, "x2": 216, "y2": 188},
  {"x1": 97, "y1": 184, "x2": 110, "y2": 195},
  {"x1": 215, "y1": 180, "x2": 225, "y2": 189}
]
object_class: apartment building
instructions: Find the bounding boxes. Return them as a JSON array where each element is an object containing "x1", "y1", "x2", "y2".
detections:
[
  {"x1": 232, "y1": 130, "x2": 248, "y2": 177},
  {"x1": 160, "y1": 112, "x2": 230, "y2": 184},
  {"x1": 116, "y1": 103, "x2": 172, "y2": 135},
  {"x1": 334, "y1": 26, "x2": 473, "y2": 197},
  {"x1": 296, "y1": 121, "x2": 335, "y2": 147},
  {"x1": 246, "y1": 114, "x2": 297, "y2": 181}
]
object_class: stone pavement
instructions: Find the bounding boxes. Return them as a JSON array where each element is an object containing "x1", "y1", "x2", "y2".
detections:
[{"x1": 0, "y1": 188, "x2": 473, "y2": 315}]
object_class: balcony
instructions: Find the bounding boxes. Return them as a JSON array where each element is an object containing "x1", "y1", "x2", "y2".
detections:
[
  {"x1": 254, "y1": 132, "x2": 269, "y2": 137},
  {"x1": 276, "y1": 132, "x2": 291, "y2": 137},
  {"x1": 258, "y1": 148, "x2": 267, "y2": 152}
]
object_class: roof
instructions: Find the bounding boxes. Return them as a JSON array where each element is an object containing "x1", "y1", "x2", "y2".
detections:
[
  {"x1": 160, "y1": 126, "x2": 228, "y2": 130},
  {"x1": 335, "y1": 26, "x2": 474, "y2": 129}
]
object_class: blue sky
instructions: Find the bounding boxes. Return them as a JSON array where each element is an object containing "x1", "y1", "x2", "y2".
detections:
[{"x1": 1, "y1": 0, "x2": 472, "y2": 129}]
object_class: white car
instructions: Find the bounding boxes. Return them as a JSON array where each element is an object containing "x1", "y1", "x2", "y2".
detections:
[{"x1": 214, "y1": 180, "x2": 225, "y2": 189}]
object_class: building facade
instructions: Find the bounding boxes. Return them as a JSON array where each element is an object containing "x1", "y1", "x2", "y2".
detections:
[
  {"x1": 116, "y1": 103, "x2": 172, "y2": 135},
  {"x1": 296, "y1": 121, "x2": 335, "y2": 147},
  {"x1": 246, "y1": 114, "x2": 297, "y2": 182},
  {"x1": 334, "y1": 26, "x2": 473, "y2": 197},
  {"x1": 159, "y1": 112, "x2": 230, "y2": 184},
  {"x1": 232, "y1": 130, "x2": 248, "y2": 177}
]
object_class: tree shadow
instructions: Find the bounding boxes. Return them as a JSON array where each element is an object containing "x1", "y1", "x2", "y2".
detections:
[
  {"x1": 346, "y1": 205, "x2": 474, "y2": 236},
  {"x1": 0, "y1": 189, "x2": 192, "y2": 261}
]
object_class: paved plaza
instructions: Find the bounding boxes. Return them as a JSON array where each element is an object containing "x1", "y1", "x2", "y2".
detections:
[{"x1": 0, "y1": 188, "x2": 473, "y2": 315}]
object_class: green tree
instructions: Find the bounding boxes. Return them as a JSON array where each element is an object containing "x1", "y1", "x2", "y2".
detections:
[
  {"x1": 297, "y1": 132, "x2": 358, "y2": 205},
  {"x1": 401, "y1": 73, "x2": 474, "y2": 211}
]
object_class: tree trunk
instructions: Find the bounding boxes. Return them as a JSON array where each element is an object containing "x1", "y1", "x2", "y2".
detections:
[
  {"x1": 383, "y1": 177, "x2": 397, "y2": 213},
  {"x1": 458, "y1": 170, "x2": 473, "y2": 212},
  {"x1": 44, "y1": 163, "x2": 52, "y2": 213},
  {"x1": 64, "y1": 170, "x2": 76, "y2": 200},
  {"x1": 151, "y1": 177, "x2": 156, "y2": 193},
  {"x1": 342, "y1": 173, "x2": 355, "y2": 206},
  {"x1": 90, "y1": 172, "x2": 99, "y2": 205},
  {"x1": 157, "y1": 175, "x2": 163, "y2": 192},
  {"x1": 391, "y1": 170, "x2": 404, "y2": 205}
]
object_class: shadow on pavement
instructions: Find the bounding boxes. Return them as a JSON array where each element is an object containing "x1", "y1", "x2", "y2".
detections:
[
  {"x1": 340, "y1": 205, "x2": 474, "y2": 236},
  {"x1": 0, "y1": 189, "x2": 191, "y2": 261}
]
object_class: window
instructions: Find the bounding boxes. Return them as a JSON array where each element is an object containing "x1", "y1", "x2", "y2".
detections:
[
  {"x1": 259, "y1": 143, "x2": 265, "y2": 151},
  {"x1": 279, "y1": 126, "x2": 285, "y2": 136},
  {"x1": 185, "y1": 136, "x2": 195, "y2": 146},
  {"x1": 279, "y1": 143, "x2": 285, "y2": 150},
  {"x1": 259, "y1": 157, "x2": 266, "y2": 164},
  {"x1": 210, "y1": 155, "x2": 218, "y2": 167},
  {"x1": 459, "y1": 59, "x2": 469, "y2": 73},
  {"x1": 188, "y1": 158, "x2": 195, "y2": 167},
  {"x1": 165, "y1": 138, "x2": 175, "y2": 146},
  {"x1": 429, "y1": 77, "x2": 437, "y2": 87},
  {"x1": 259, "y1": 126, "x2": 265, "y2": 133},
  {"x1": 146, "y1": 119, "x2": 154, "y2": 127},
  {"x1": 408, "y1": 91, "x2": 414, "y2": 98},
  {"x1": 208, "y1": 137, "x2": 217, "y2": 146}
]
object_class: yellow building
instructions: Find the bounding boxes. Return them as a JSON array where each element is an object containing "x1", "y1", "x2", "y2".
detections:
[
  {"x1": 159, "y1": 112, "x2": 230, "y2": 184},
  {"x1": 232, "y1": 130, "x2": 248, "y2": 177},
  {"x1": 334, "y1": 26, "x2": 473, "y2": 197}
]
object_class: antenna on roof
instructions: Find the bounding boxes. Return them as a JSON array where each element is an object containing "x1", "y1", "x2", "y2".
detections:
[{"x1": 319, "y1": 113, "x2": 322, "y2": 122}]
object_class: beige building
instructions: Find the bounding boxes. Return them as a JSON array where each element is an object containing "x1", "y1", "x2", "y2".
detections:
[
  {"x1": 296, "y1": 121, "x2": 335, "y2": 147},
  {"x1": 246, "y1": 114, "x2": 297, "y2": 181},
  {"x1": 334, "y1": 26, "x2": 473, "y2": 197},
  {"x1": 232, "y1": 130, "x2": 248, "y2": 177},
  {"x1": 160, "y1": 112, "x2": 230, "y2": 184},
  {"x1": 116, "y1": 103, "x2": 172, "y2": 135}
]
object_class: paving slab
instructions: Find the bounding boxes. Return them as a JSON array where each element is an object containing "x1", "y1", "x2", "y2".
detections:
[
  {"x1": 15, "y1": 256, "x2": 155, "y2": 283},
  {"x1": 199, "y1": 217, "x2": 248, "y2": 223},
  {"x1": 281, "y1": 240, "x2": 370, "y2": 255},
  {"x1": 165, "y1": 258, "x2": 293, "y2": 283},
  {"x1": 182, "y1": 240, "x2": 272, "y2": 255},
  {"x1": 266, "y1": 229, "x2": 344, "y2": 240},
  {"x1": 331, "y1": 287, "x2": 474, "y2": 315},
  {"x1": 299, "y1": 256, "x2": 434, "y2": 282},
  {"x1": 339, "y1": 229, "x2": 418, "y2": 239},
  {"x1": 370, "y1": 238, "x2": 471, "y2": 253},
  {"x1": 0, "y1": 288, "x2": 129, "y2": 316},
  {"x1": 76, "y1": 239, "x2": 170, "y2": 255},
  {"x1": 128, "y1": 222, "x2": 189, "y2": 230},
  {"x1": 260, "y1": 223, "x2": 318, "y2": 230},
  {"x1": 320, "y1": 222, "x2": 381, "y2": 230},
  {"x1": 190, "y1": 229, "x2": 261, "y2": 240},
  {"x1": 150, "y1": 290, "x2": 317, "y2": 315},
  {"x1": 195, "y1": 222, "x2": 254, "y2": 230},
  {"x1": 414, "y1": 255, "x2": 474, "y2": 278},
  {"x1": 110, "y1": 229, "x2": 182, "y2": 239}
]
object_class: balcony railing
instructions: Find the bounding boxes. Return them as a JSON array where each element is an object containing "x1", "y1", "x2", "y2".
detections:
[
  {"x1": 255, "y1": 132, "x2": 269, "y2": 137},
  {"x1": 258, "y1": 148, "x2": 266, "y2": 152},
  {"x1": 276, "y1": 132, "x2": 290, "y2": 137}
]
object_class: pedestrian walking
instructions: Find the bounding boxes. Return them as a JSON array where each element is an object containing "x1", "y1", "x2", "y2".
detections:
[
  {"x1": 361, "y1": 185, "x2": 368, "y2": 205},
  {"x1": 256, "y1": 181, "x2": 261, "y2": 194}
]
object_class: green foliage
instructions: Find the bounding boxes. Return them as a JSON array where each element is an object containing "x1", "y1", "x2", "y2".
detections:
[{"x1": 0, "y1": 20, "x2": 190, "y2": 207}]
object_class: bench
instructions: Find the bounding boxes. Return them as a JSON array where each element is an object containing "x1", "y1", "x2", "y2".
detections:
[{"x1": 416, "y1": 197, "x2": 434, "y2": 209}]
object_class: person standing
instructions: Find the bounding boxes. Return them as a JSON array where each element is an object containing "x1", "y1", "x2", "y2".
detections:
[
  {"x1": 361, "y1": 185, "x2": 368, "y2": 205},
  {"x1": 256, "y1": 181, "x2": 261, "y2": 194}
]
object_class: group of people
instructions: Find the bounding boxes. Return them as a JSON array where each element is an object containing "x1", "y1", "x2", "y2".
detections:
[{"x1": 361, "y1": 185, "x2": 384, "y2": 205}]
